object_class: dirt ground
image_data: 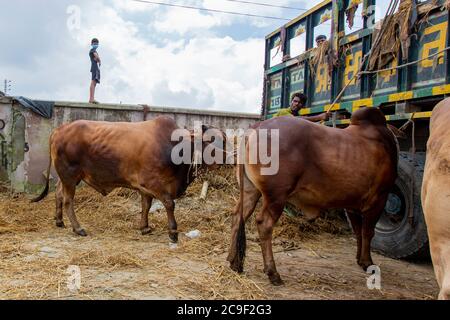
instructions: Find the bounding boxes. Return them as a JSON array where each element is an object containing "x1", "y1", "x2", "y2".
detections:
[{"x1": 0, "y1": 168, "x2": 439, "y2": 300}]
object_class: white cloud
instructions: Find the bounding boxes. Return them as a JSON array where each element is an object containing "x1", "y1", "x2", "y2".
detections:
[
  {"x1": 57, "y1": 0, "x2": 265, "y2": 113},
  {"x1": 111, "y1": 0, "x2": 159, "y2": 13},
  {"x1": 153, "y1": 8, "x2": 223, "y2": 35}
]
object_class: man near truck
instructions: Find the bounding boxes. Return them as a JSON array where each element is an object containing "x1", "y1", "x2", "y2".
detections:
[
  {"x1": 315, "y1": 34, "x2": 327, "y2": 47},
  {"x1": 274, "y1": 92, "x2": 330, "y2": 122}
]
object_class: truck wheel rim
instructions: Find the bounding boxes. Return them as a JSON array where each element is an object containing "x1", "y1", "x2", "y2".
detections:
[{"x1": 376, "y1": 184, "x2": 408, "y2": 234}]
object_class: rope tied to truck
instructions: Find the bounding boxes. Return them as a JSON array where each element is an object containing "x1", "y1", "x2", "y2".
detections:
[
  {"x1": 322, "y1": 45, "x2": 450, "y2": 117},
  {"x1": 396, "y1": 112, "x2": 417, "y2": 227},
  {"x1": 360, "y1": 46, "x2": 450, "y2": 76},
  {"x1": 322, "y1": 52, "x2": 370, "y2": 117},
  {"x1": 322, "y1": 0, "x2": 450, "y2": 118},
  {"x1": 321, "y1": 0, "x2": 396, "y2": 117}
]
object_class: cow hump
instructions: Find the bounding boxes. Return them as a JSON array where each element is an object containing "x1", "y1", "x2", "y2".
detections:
[{"x1": 350, "y1": 107, "x2": 386, "y2": 127}]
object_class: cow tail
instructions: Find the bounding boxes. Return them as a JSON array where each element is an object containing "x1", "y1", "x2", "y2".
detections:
[
  {"x1": 30, "y1": 140, "x2": 53, "y2": 203},
  {"x1": 235, "y1": 161, "x2": 247, "y2": 271}
]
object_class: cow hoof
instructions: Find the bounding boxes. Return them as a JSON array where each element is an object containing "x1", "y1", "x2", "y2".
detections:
[
  {"x1": 141, "y1": 227, "x2": 153, "y2": 235},
  {"x1": 74, "y1": 228, "x2": 87, "y2": 237},
  {"x1": 358, "y1": 260, "x2": 373, "y2": 271},
  {"x1": 55, "y1": 221, "x2": 65, "y2": 228},
  {"x1": 269, "y1": 273, "x2": 284, "y2": 286},
  {"x1": 169, "y1": 232, "x2": 178, "y2": 243},
  {"x1": 229, "y1": 261, "x2": 244, "y2": 274}
]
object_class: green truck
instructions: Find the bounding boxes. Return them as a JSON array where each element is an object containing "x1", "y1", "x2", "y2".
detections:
[{"x1": 262, "y1": 0, "x2": 449, "y2": 259}]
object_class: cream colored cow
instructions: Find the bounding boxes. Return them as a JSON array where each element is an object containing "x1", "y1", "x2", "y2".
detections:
[{"x1": 422, "y1": 98, "x2": 450, "y2": 300}]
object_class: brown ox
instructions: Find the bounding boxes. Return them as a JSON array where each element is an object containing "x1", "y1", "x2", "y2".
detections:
[
  {"x1": 227, "y1": 107, "x2": 398, "y2": 285},
  {"x1": 32, "y1": 116, "x2": 223, "y2": 242},
  {"x1": 422, "y1": 98, "x2": 450, "y2": 300}
]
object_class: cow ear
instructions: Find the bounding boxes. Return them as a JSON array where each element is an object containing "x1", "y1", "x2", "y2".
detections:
[{"x1": 201, "y1": 124, "x2": 209, "y2": 133}]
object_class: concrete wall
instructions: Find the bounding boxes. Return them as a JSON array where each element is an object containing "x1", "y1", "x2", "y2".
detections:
[
  {"x1": 0, "y1": 97, "x2": 260, "y2": 193},
  {"x1": 0, "y1": 97, "x2": 12, "y2": 182}
]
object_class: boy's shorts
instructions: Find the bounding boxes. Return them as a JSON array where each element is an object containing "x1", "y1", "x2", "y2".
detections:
[{"x1": 91, "y1": 69, "x2": 101, "y2": 84}]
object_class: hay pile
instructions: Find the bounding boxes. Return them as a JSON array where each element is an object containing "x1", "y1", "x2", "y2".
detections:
[
  {"x1": 308, "y1": 39, "x2": 340, "y2": 83},
  {"x1": 309, "y1": 40, "x2": 332, "y2": 78},
  {"x1": 367, "y1": 0, "x2": 411, "y2": 71},
  {"x1": 0, "y1": 166, "x2": 351, "y2": 299},
  {"x1": 368, "y1": 0, "x2": 444, "y2": 72},
  {"x1": 345, "y1": 0, "x2": 362, "y2": 29}
]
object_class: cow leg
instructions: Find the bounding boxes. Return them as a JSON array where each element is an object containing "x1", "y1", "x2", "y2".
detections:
[
  {"x1": 62, "y1": 183, "x2": 87, "y2": 237},
  {"x1": 256, "y1": 198, "x2": 285, "y2": 286},
  {"x1": 162, "y1": 197, "x2": 177, "y2": 243},
  {"x1": 227, "y1": 184, "x2": 261, "y2": 273},
  {"x1": 346, "y1": 209, "x2": 362, "y2": 263},
  {"x1": 431, "y1": 245, "x2": 450, "y2": 300},
  {"x1": 139, "y1": 193, "x2": 153, "y2": 235},
  {"x1": 358, "y1": 216, "x2": 377, "y2": 270},
  {"x1": 439, "y1": 275, "x2": 450, "y2": 300},
  {"x1": 55, "y1": 180, "x2": 65, "y2": 228},
  {"x1": 359, "y1": 203, "x2": 386, "y2": 270}
]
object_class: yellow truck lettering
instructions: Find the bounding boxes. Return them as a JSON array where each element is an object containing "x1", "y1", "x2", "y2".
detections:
[
  {"x1": 379, "y1": 58, "x2": 397, "y2": 83},
  {"x1": 344, "y1": 50, "x2": 362, "y2": 87},
  {"x1": 315, "y1": 63, "x2": 330, "y2": 93},
  {"x1": 421, "y1": 22, "x2": 448, "y2": 69}
]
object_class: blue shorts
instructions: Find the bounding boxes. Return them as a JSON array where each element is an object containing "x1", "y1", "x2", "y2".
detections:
[{"x1": 91, "y1": 68, "x2": 100, "y2": 84}]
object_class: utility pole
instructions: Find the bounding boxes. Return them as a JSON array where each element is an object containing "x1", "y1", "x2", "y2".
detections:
[{"x1": 3, "y1": 79, "x2": 12, "y2": 95}]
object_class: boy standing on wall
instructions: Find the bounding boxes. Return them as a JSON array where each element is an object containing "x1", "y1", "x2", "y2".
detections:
[{"x1": 89, "y1": 38, "x2": 101, "y2": 104}]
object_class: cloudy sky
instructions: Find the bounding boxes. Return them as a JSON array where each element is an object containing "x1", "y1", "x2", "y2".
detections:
[{"x1": 0, "y1": 0, "x2": 323, "y2": 114}]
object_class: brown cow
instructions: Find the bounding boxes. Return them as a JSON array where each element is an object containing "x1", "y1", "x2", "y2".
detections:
[
  {"x1": 227, "y1": 107, "x2": 398, "y2": 285},
  {"x1": 422, "y1": 98, "x2": 450, "y2": 300},
  {"x1": 32, "y1": 116, "x2": 223, "y2": 242}
]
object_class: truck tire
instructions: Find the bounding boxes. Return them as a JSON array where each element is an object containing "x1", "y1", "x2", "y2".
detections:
[{"x1": 371, "y1": 152, "x2": 430, "y2": 259}]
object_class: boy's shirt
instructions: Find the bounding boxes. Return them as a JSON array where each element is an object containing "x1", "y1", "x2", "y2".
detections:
[{"x1": 89, "y1": 48, "x2": 99, "y2": 72}]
